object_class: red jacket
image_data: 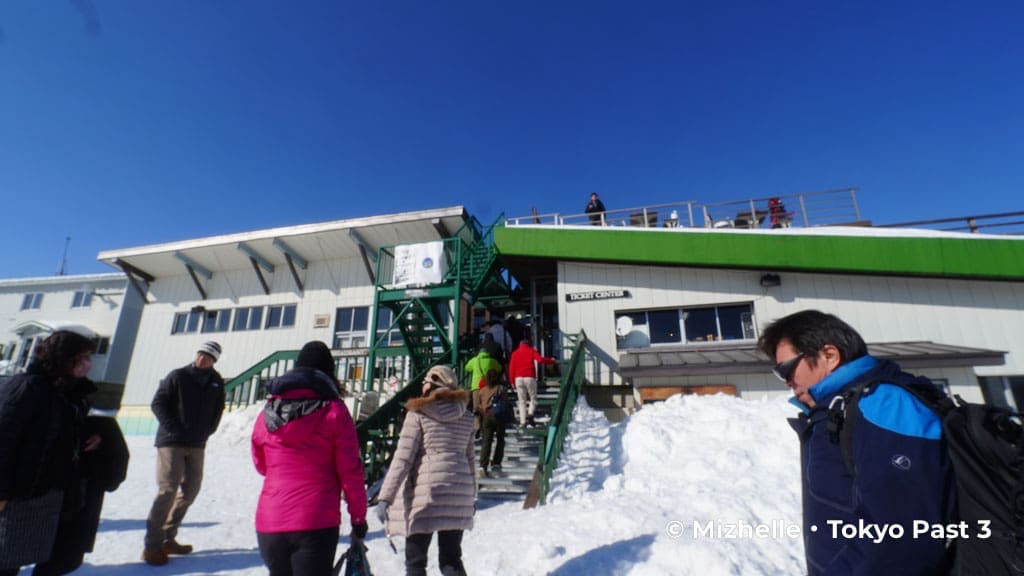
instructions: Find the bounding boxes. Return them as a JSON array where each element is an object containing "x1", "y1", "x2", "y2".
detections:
[
  {"x1": 508, "y1": 342, "x2": 555, "y2": 382},
  {"x1": 251, "y1": 370, "x2": 367, "y2": 533}
]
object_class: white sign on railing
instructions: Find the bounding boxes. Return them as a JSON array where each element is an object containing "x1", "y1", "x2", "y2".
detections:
[{"x1": 392, "y1": 241, "x2": 445, "y2": 287}]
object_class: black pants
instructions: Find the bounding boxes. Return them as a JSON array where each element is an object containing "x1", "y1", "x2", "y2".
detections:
[
  {"x1": 480, "y1": 416, "x2": 505, "y2": 470},
  {"x1": 257, "y1": 525, "x2": 340, "y2": 576},
  {"x1": 405, "y1": 530, "x2": 466, "y2": 576},
  {"x1": 0, "y1": 569, "x2": 19, "y2": 576}
]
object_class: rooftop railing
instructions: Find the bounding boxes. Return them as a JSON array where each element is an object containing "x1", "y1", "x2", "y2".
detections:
[
  {"x1": 877, "y1": 211, "x2": 1024, "y2": 235},
  {"x1": 506, "y1": 187, "x2": 864, "y2": 231}
]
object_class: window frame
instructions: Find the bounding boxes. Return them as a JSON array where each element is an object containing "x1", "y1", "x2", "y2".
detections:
[
  {"x1": 615, "y1": 302, "x2": 756, "y2": 349},
  {"x1": 265, "y1": 304, "x2": 297, "y2": 329},
  {"x1": 21, "y1": 292, "x2": 43, "y2": 310},
  {"x1": 71, "y1": 290, "x2": 93, "y2": 308}
]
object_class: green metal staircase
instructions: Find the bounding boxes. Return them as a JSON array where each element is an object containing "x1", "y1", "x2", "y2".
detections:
[{"x1": 357, "y1": 214, "x2": 514, "y2": 485}]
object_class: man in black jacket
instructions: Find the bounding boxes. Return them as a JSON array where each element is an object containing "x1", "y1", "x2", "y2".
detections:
[
  {"x1": 585, "y1": 192, "x2": 606, "y2": 225},
  {"x1": 142, "y1": 341, "x2": 225, "y2": 566}
]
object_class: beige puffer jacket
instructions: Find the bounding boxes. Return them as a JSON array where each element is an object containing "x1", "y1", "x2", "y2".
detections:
[{"x1": 378, "y1": 388, "x2": 476, "y2": 536}]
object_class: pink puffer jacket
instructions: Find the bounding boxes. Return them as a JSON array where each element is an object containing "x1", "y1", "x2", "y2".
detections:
[{"x1": 251, "y1": 372, "x2": 367, "y2": 533}]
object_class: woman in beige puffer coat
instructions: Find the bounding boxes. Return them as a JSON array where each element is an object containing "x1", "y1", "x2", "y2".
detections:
[{"x1": 377, "y1": 365, "x2": 475, "y2": 576}]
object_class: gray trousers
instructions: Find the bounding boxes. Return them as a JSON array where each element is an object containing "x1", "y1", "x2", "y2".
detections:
[{"x1": 144, "y1": 446, "x2": 205, "y2": 550}]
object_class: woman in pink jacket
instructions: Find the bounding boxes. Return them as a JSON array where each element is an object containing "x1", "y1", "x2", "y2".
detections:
[{"x1": 251, "y1": 341, "x2": 368, "y2": 576}]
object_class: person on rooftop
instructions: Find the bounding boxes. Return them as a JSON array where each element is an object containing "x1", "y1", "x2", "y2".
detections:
[{"x1": 585, "y1": 192, "x2": 606, "y2": 225}]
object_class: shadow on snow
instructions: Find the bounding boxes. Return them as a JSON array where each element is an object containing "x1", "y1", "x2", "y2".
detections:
[{"x1": 548, "y1": 534, "x2": 656, "y2": 576}]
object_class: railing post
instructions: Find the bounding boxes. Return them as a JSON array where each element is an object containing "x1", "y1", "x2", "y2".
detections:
[
  {"x1": 799, "y1": 195, "x2": 809, "y2": 227},
  {"x1": 849, "y1": 188, "x2": 861, "y2": 221}
]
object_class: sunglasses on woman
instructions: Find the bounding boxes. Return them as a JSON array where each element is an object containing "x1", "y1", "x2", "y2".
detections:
[{"x1": 771, "y1": 353, "x2": 805, "y2": 382}]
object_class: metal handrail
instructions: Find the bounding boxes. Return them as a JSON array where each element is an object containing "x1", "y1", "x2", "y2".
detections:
[
  {"x1": 524, "y1": 330, "x2": 588, "y2": 508},
  {"x1": 504, "y1": 186, "x2": 863, "y2": 230},
  {"x1": 878, "y1": 211, "x2": 1024, "y2": 235}
]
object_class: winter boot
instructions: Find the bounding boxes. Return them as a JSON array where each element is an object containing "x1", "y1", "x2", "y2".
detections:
[
  {"x1": 142, "y1": 547, "x2": 169, "y2": 566},
  {"x1": 162, "y1": 540, "x2": 194, "y2": 555}
]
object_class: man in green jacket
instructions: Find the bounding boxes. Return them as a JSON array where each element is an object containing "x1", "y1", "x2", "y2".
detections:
[
  {"x1": 464, "y1": 347, "x2": 502, "y2": 438},
  {"x1": 465, "y1": 348, "x2": 501, "y2": 392}
]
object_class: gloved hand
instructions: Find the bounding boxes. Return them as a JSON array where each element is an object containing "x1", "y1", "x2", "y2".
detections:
[
  {"x1": 374, "y1": 501, "x2": 390, "y2": 525},
  {"x1": 350, "y1": 521, "x2": 368, "y2": 540}
]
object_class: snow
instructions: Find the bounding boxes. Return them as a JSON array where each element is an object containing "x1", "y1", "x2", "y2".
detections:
[{"x1": 18, "y1": 394, "x2": 807, "y2": 575}]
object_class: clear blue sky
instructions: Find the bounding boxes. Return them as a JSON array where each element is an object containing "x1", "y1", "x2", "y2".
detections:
[{"x1": 1, "y1": 1, "x2": 1021, "y2": 278}]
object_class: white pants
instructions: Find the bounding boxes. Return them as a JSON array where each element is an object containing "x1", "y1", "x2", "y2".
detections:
[{"x1": 514, "y1": 377, "x2": 537, "y2": 427}]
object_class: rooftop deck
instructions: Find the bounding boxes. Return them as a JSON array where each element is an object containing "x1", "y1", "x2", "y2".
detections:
[{"x1": 505, "y1": 187, "x2": 1024, "y2": 236}]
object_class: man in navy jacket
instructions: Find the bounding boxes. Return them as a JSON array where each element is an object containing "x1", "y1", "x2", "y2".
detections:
[{"x1": 758, "y1": 310, "x2": 954, "y2": 575}]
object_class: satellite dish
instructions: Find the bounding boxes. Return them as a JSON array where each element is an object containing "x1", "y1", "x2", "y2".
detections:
[{"x1": 615, "y1": 316, "x2": 634, "y2": 337}]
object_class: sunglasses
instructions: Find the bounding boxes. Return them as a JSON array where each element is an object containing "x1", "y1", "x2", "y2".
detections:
[{"x1": 772, "y1": 353, "x2": 805, "y2": 382}]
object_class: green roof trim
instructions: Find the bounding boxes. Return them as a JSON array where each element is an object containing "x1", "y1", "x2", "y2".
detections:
[{"x1": 494, "y1": 226, "x2": 1024, "y2": 281}]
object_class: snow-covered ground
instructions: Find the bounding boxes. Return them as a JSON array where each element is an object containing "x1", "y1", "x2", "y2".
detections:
[{"x1": 17, "y1": 393, "x2": 806, "y2": 575}]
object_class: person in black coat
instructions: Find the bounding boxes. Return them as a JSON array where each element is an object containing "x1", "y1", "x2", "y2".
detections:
[
  {"x1": 0, "y1": 331, "x2": 97, "y2": 576},
  {"x1": 585, "y1": 192, "x2": 606, "y2": 225},
  {"x1": 142, "y1": 341, "x2": 225, "y2": 566},
  {"x1": 33, "y1": 412, "x2": 129, "y2": 576}
]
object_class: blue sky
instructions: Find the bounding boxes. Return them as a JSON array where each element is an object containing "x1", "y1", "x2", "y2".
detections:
[{"x1": 1, "y1": 1, "x2": 1021, "y2": 278}]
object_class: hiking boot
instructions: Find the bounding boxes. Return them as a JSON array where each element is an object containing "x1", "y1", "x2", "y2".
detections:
[
  {"x1": 491, "y1": 464, "x2": 502, "y2": 472},
  {"x1": 162, "y1": 540, "x2": 194, "y2": 555},
  {"x1": 477, "y1": 467, "x2": 490, "y2": 478},
  {"x1": 142, "y1": 547, "x2": 169, "y2": 566}
]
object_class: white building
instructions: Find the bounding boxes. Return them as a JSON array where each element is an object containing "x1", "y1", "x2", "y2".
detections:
[
  {"x1": 96, "y1": 206, "x2": 472, "y2": 432},
  {"x1": 0, "y1": 273, "x2": 144, "y2": 387}
]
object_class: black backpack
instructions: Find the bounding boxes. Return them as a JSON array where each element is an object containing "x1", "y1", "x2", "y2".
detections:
[
  {"x1": 489, "y1": 384, "x2": 514, "y2": 425},
  {"x1": 829, "y1": 370, "x2": 1024, "y2": 575}
]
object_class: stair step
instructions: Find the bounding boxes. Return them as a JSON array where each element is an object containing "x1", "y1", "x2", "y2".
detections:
[{"x1": 476, "y1": 476, "x2": 531, "y2": 489}]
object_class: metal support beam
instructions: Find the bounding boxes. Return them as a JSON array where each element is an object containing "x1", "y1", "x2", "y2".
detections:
[
  {"x1": 237, "y1": 243, "x2": 275, "y2": 273},
  {"x1": 174, "y1": 252, "x2": 211, "y2": 300},
  {"x1": 238, "y1": 242, "x2": 274, "y2": 295},
  {"x1": 348, "y1": 229, "x2": 377, "y2": 284},
  {"x1": 272, "y1": 239, "x2": 307, "y2": 293},
  {"x1": 185, "y1": 265, "x2": 208, "y2": 300},
  {"x1": 272, "y1": 238, "x2": 308, "y2": 269},
  {"x1": 113, "y1": 258, "x2": 153, "y2": 303},
  {"x1": 283, "y1": 253, "x2": 304, "y2": 293},
  {"x1": 173, "y1": 252, "x2": 213, "y2": 279},
  {"x1": 249, "y1": 257, "x2": 271, "y2": 295}
]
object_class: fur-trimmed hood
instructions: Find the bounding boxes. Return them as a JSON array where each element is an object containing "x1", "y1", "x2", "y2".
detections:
[{"x1": 405, "y1": 388, "x2": 470, "y2": 423}]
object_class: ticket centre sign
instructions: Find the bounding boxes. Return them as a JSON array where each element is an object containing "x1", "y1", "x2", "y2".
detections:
[{"x1": 565, "y1": 289, "x2": 631, "y2": 303}]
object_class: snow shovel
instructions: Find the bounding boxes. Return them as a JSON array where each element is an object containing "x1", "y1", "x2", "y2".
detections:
[{"x1": 333, "y1": 540, "x2": 373, "y2": 576}]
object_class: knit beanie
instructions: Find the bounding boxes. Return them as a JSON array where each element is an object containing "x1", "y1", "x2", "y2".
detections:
[
  {"x1": 295, "y1": 340, "x2": 336, "y2": 378},
  {"x1": 197, "y1": 341, "x2": 222, "y2": 362}
]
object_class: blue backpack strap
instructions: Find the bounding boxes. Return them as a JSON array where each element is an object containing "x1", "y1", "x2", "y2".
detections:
[{"x1": 829, "y1": 370, "x2": 952, "y2": 479}]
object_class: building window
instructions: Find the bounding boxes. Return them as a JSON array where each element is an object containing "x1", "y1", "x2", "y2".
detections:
[
  {"x1": 233, "y1": 306, "x2": 264, "y2": 331},
  {"x1": 171, "y1": 311, "x2": 203, "y2": 334},
  {"x1": 95, "y1": 337, "x2": 110, "y2": 355},
  {"x1": 21, "y1": 293, "x2": 43, "y2": 310},
  {"x1": 334, "y1": 306, "x2": 370, "y2": 349},
  {"x1": 648, "y1": 309, "x2": 682, "y2": 344},
  {"x1": 71, "y1": 291, "x2": 93, "y2": 308},
  {"x1": 266, "y1": 304, "x2": 297, "y2": 329},
  {"x1": 616, "y1": 303, "x2": 755, "y2": 349},
  {"x1": 201, "y1": 309, "x2": 232, "y2": 333},
  {"x1": 376, "y1": 308, "x2": 405, "y2": 347}
]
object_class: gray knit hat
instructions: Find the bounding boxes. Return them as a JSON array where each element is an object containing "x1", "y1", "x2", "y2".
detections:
[{"x1": 197, "y1": 341, "x2": 222, "y2": 362}]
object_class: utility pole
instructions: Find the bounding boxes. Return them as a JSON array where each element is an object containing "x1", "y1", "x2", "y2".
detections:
[{"x1": 57, "y1": 236, "x2": 71, "y2": 276}]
